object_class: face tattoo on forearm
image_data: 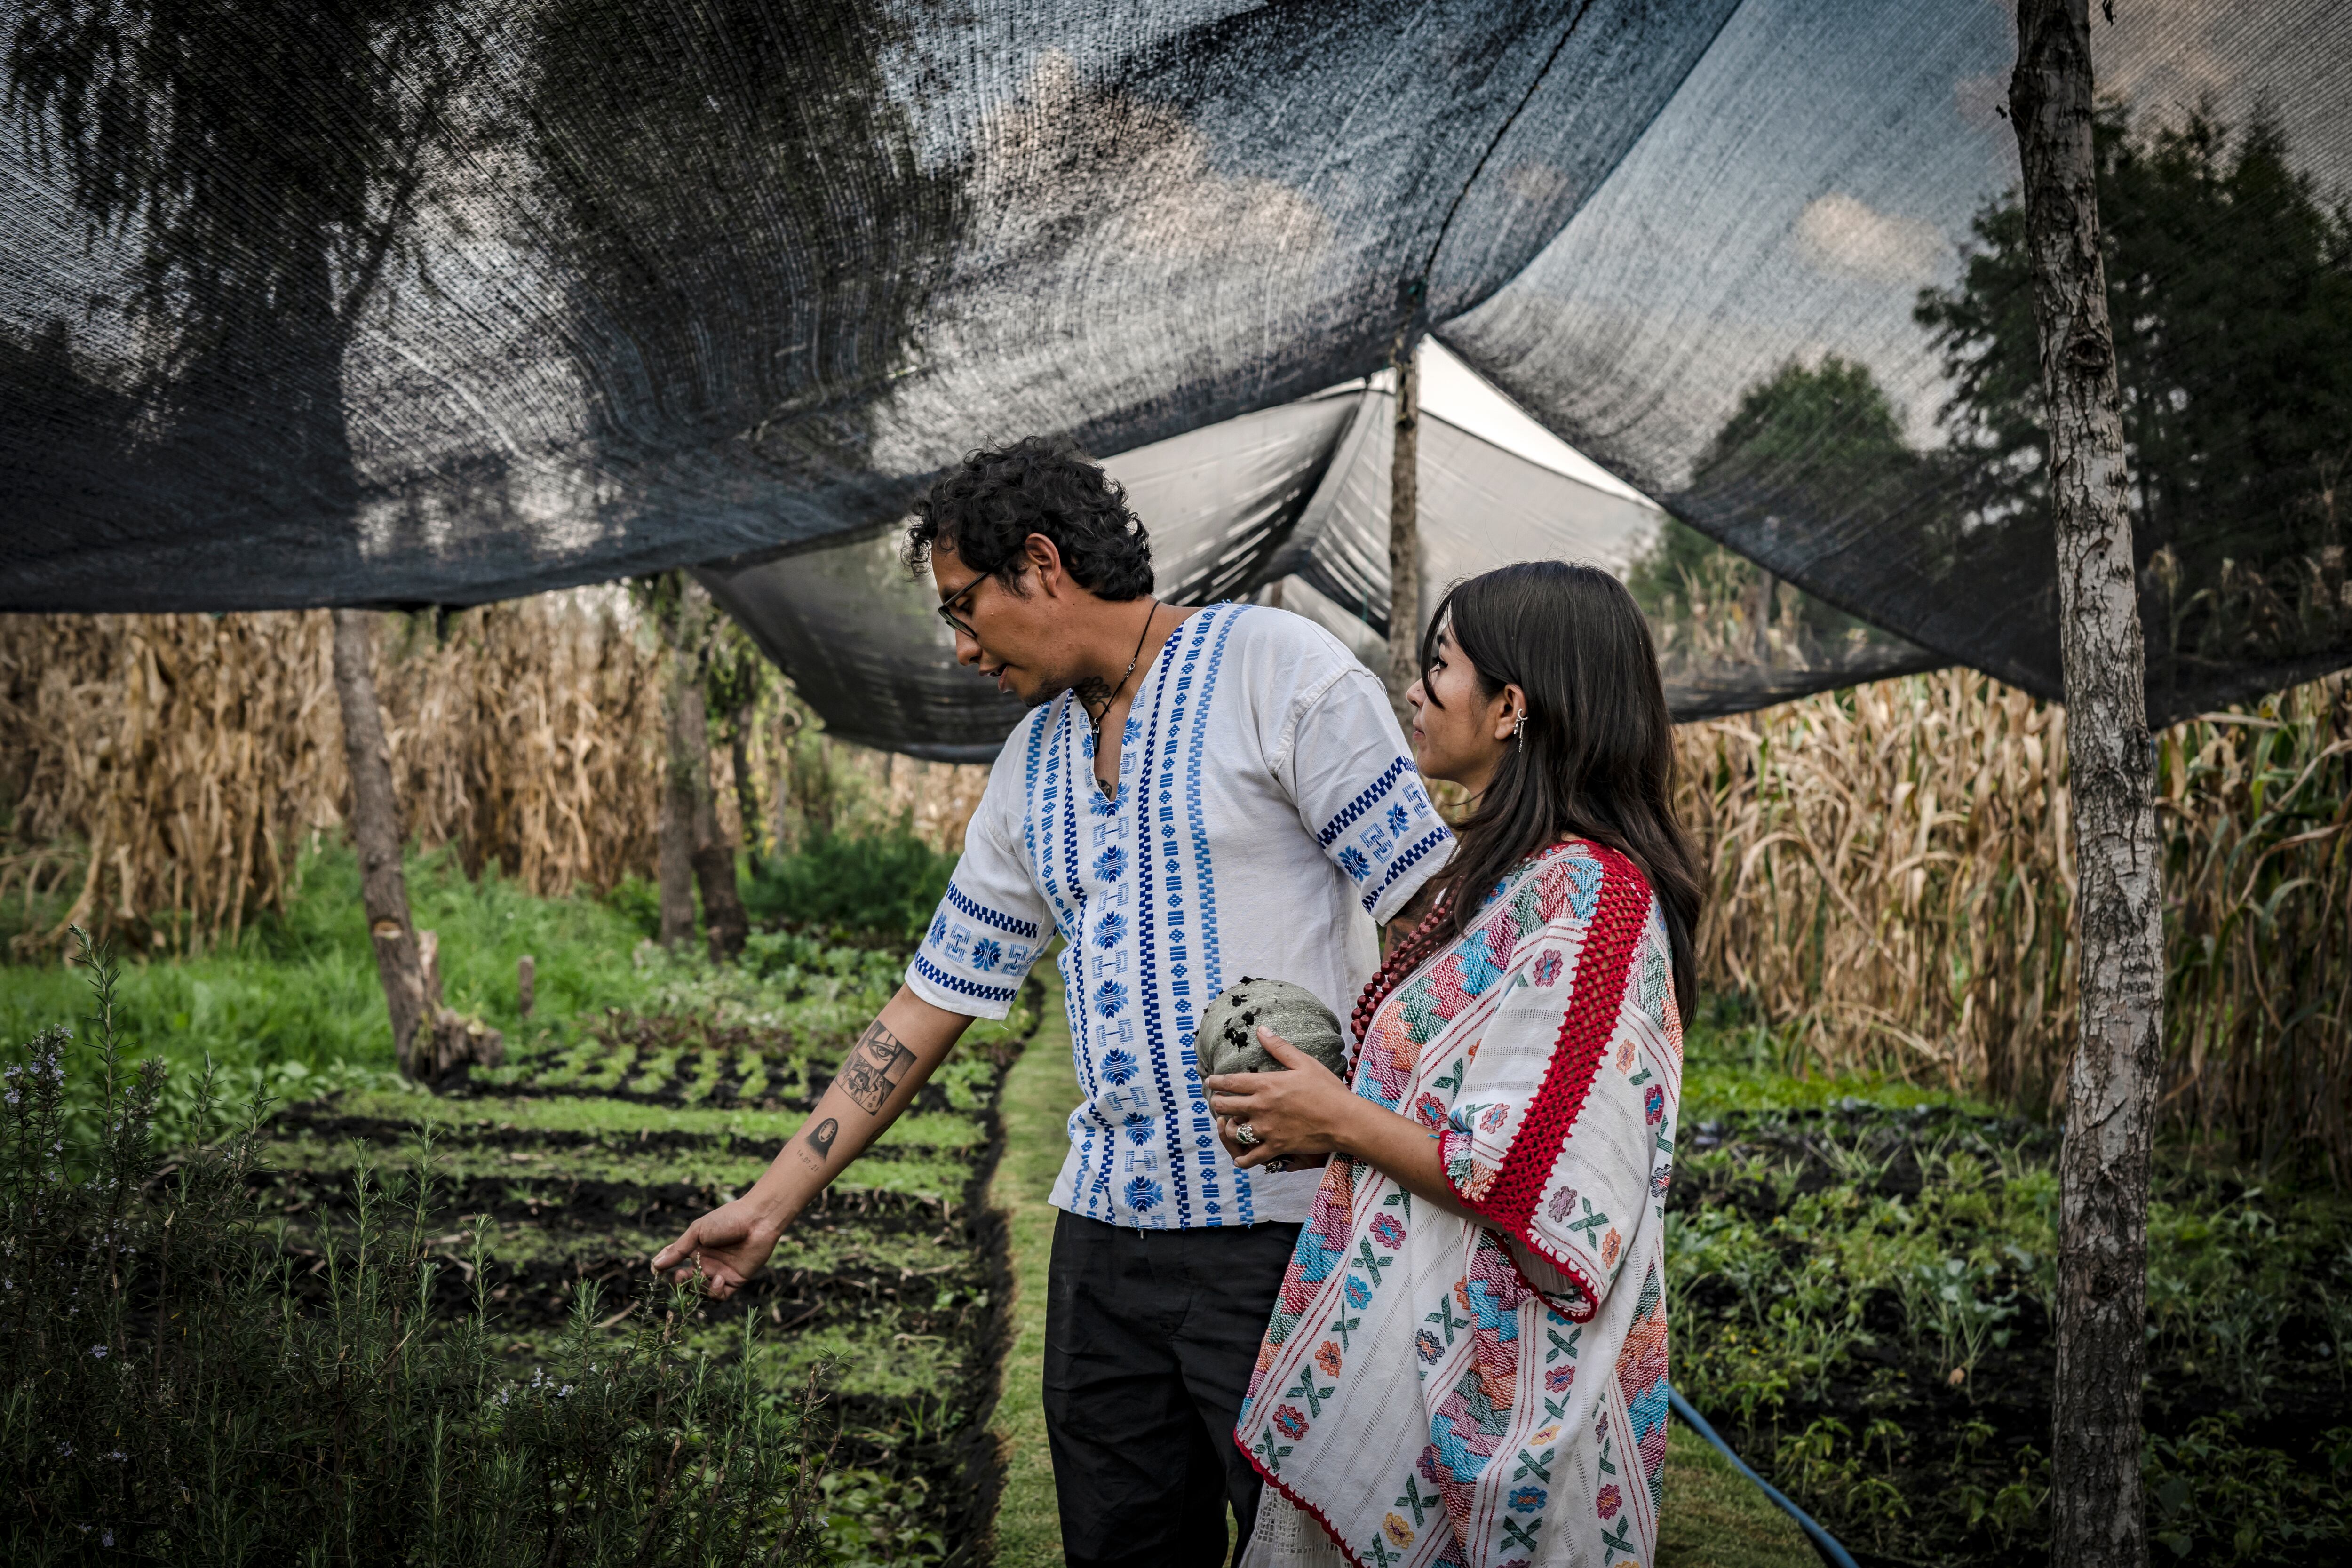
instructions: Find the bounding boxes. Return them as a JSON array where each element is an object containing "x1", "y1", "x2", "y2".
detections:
[{"x1": 837, "y1": 1020, "x2": 917, "y2": 1114}]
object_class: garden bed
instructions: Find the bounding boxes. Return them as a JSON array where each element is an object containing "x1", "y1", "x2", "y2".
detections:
[
  {"x1": 1669, "y1": 1092, "x2": 2352, "y2": 1566},
  {"x1": 254, "y1": 965, "x2": 1046, "y2": 1566}
]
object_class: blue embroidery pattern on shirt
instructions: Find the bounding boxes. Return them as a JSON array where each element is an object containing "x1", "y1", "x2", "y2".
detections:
[
  {"x1": 910, "y1": 955, "x2": 1019, "y2": 1005},
  {"x1": 944, "y1": 880, "x2": 1041, "y2": 939},
  {"x1": 1316, "y1": 756, "x2": 1413, "y2": 846}
]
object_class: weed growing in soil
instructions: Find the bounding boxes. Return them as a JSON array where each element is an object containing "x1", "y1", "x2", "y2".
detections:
[
  {"x1": 1672, "y1": 1018, "x2": 2352, "y2": 1566},
  {"x1": 2, "y1": 933, "x2": 830, "y2": 1565}
]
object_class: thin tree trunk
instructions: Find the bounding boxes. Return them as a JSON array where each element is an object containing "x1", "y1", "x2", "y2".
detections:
[
  {"x1": 658, "y1": 634, "x2": 700, "y2": 950},
  {"x1": 330, "y1": 609, "x2": 430, "y2": 1079},
  {"x1": 1386, "y1": 336, "x2": 1422, "y2": 727},
  {"x1": 2011, "y1": 8, "x2": 2164, "y2": 1568},
  {"x1": 683, "y1": 677, "x2": 748, "y2": 960},
  {"x1": 730, "y1": 710, "x2": 760, "y2": 858}
]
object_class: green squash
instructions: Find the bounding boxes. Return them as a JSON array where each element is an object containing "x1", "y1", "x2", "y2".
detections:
[{"x1": 1197, "y1": 978, "x2": 1348, "y2": 1080}]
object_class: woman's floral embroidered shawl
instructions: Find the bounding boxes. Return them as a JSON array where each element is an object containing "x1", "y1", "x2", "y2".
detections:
[{"x1": 1235, "y1": 842, "x2": 1682, "y2": 1568}]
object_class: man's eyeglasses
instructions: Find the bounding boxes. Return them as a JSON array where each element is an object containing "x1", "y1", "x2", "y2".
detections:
[
  {"x1": 936, "y1": 564, "x2": 1021, "y2": 639},
  {"x1": 935, "y1": 568, "x2": 992, "y2": 637}
]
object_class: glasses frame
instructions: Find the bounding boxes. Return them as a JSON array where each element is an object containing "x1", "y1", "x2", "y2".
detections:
[{"x1": 937, "y1": 561, "x2": 1024, "y2": 637}]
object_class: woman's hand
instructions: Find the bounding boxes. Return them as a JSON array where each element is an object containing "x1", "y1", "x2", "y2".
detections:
[{"x1": 1207, "y1": 1026, "x2": 1360, "y2": 1171}]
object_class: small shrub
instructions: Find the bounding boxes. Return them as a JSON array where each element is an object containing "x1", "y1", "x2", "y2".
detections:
[
  {"x1": 0, "y1": 931, "x2": 827, "y2": 1566},
  {"x1": 744, "y1": 823, "x2": 955, "y2": 946}
]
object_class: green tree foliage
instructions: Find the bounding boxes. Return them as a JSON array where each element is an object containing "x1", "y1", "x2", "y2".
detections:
[
  {"x1": 1916, "y1": 108, "x2": 2352, "y2": 677},
  {"x1": 1630, "y1": 356, "x2": 1905, "y2": 651}
]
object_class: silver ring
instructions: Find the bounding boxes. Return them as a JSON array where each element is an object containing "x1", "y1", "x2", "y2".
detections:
[
  {"x1": 1233, "y1": 1121, "x2": 1261, "y2": 1146},
  {"x1": 1267, "y1": 1157, "x2": 1290, "y2": 1174}
]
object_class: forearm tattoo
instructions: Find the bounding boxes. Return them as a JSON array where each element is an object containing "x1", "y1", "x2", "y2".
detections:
[
  {"x1": 803, "y1": 1116, "x2": 839, "y2": 1163},
  {"x1": 836, "y1": 1020, "x2": 917, "y2": 1115}
]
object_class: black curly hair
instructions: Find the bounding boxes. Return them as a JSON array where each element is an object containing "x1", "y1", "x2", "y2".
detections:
[{"x1": 902, "y1": 437, "x2": 1154, "y2": 601}]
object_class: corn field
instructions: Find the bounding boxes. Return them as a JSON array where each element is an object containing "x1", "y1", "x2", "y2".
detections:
[
  {"x1": 0, "y1": 599, "x2": 987, "y2": 956},
  {"x1": 1677, "y1": 669, "x2": 2352, "y2": 1181},
  {"x1": 3, "y1": 603, "x2": 2343, "y2": 1175}
]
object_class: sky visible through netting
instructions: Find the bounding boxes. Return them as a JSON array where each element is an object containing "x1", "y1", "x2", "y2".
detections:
[{"x1": 4, "y1": 0, "x2": 2347, "y2": 752}]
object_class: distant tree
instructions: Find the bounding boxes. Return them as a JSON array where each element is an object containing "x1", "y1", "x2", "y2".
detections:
[
  {"x1": 8, "y1": 0, "x2": 486, "y2": 1080},
  {"x1": 1630, "y1": 356, "x2": 1908, "y2": 654},
  {"x1": 1917, "y1": 105, "x2": 2352, "y2": 687}
]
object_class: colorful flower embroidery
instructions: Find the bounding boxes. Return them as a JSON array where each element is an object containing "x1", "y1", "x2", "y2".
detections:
[
  {"x1": 1601, "y1": 1227, "x2": 1621, "y2": 1267},
  {"x1": 1385, "y1": 802, "x2": 1410, "y2": 835},
  {"x1": 1532, "y1": 950, "x2": 1563, "y2": 986},
  {"x1": 1415, "y1": 1329, "x2": 1444, "y2": 1363},
  {"x1": 1338, "y1": 846, "x2": 1372, "y2": 881},
  {"x1": 1644, "y1": 1083, "x2": 1665, "y2": 1124},
  {"x1": 1273, "y1": 1406, "x2": 1309, "y2": 1441},
  {"x1": 1370, "y1": 1213, "x2": 1406, "y2": 1250},
  {"x1": 1478, "y1": 1103, "x2": 1510, "y2": 1132},
  {"x1": 1383, "y1": 1513, "x2": 1415, "y2": 1548},
  {"x1": 1099, "y1": 1048, "x2": 1138, "y2": 1085},
  {"x1": 1413, "y1": 1092, "x2": 1448, "y2": 1129},
  {"x1": 1545, "y1": 1365, "x2": 1574, "y2": 1392},
  {"x1": 1596, "y1": 1484, "x2": 1621, "y2": 1520},
  {"x1": 1344, "y1": 1275, "x2": 1373, "y2": 1309},
  {"x1": 971, "y1": 938, "x2": 1003, "y2": 972},
  {"x1": 1548, "y1": 1185, "x2": 1581, "y2": 1223},
  {"x1": 1315, "y1": 1341, "x2": 1343, "y2": 1378},
  {"x1": 1510, "y1": 1487, "x2": 1546, "y2": 1512}
]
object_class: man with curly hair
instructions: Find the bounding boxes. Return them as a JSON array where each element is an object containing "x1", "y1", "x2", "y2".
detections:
[{"x1": 659, "y1": 438, "x2": 1450, "y2": 1564}]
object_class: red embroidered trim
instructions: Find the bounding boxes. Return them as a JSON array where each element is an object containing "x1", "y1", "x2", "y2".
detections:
[
  {"x1": 1232, "y1": 1426, "x2": 1377, "y2": 1568},
  {"x1": 1478, "y1": 844, "x2": 1653, "y2": 1249}
]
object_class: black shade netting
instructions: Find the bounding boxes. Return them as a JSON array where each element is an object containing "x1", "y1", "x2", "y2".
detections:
[{"x1": 4, "y1": 0, "x2": 2348, "y2": 749}]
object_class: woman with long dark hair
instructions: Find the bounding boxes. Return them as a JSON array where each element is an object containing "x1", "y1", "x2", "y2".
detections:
[{"x1": 1211, "y1": 562, "x2": 1701, "y2": 1568}]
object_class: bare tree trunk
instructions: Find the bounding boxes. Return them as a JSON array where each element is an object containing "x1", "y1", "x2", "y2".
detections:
[
  {"x1": 730, "y1": 709, "x2": 761, "y2": 858},
  {"x1": 1386, "y1": 336, "x2": 1422, "y2": 727},
  {"x1": 2011, "y1": 8, "x2": 2164, "y2": 1568},
  {"x1": 684, "y1": 679, "x2": 748, "y2": 960},
  {"x1": 658, "y1": 604, "x2": 701, "y2": 948},
  {"x1": 330, "y1": 609, "x2": 430, "y2": 1079}
]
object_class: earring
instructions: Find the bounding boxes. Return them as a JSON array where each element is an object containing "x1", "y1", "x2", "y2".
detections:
[{"x1": 1513, "y1": 711, "x2": 1527, "y2": 745}]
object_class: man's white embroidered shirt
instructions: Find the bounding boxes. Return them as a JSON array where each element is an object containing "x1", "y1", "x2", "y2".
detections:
[{"x1": 904, "y1": 604, "x2": 1451, "y2": 1227}]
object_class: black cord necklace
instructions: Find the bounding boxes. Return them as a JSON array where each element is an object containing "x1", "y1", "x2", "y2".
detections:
[{"x1": 1086, "y1": 597, "x2": 1160, "y2": 740}]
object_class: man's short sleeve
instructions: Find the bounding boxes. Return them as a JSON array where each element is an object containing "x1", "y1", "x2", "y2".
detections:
[
  {"x1": 905, "y1": 757, "x2": 1053, "y2": 1019},
  {"x1": 1277, "y1": 654, "x2": 1454, "y2": 925}
]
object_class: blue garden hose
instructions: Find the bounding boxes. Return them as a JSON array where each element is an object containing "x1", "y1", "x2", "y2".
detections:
[{"x1": 1668, "y1": 1387, "x2": 1861, "y2": 1568}]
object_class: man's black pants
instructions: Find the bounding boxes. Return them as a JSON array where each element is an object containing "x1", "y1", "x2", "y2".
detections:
[{"x1": 1044, "y1": 1210, "x2": 1302, "y2": 1568}]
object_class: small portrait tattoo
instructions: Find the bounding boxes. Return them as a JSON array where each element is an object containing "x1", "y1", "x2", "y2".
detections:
[
  {"x1": 806, "y1": 1117, "x2": 839, "y2": 1160},
  {"x1": 837, "y1": 1022, "x2": 917, "y2": 1114}
]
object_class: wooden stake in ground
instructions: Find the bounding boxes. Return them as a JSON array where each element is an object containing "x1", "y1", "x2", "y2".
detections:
[
  {"x1": 330, "y1": 609, "x2": 430, "y2": 1078},
  {"x1": 1386, "y1": 336, "x2": 1422, "y2": 727},
  {"x1": 654, "y1": 574, "x2": 749, "y2": 959},
  {"x1": 2011, "y1": 5, "x2": 2164, "y2": 1565}
]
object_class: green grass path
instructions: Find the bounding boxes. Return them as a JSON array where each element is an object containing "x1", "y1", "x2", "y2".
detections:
[
  {"x1": 985, "y1": 980, "x2": 1812, "y2": 1568},
  {"x1": 987, "y1": 979, "x2": 1076, "y2": 1568}
]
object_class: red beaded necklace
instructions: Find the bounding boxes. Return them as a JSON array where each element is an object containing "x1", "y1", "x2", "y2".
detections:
[{"x1": 1350, "y1": 898, "x2": 1455, "y2": 1044}]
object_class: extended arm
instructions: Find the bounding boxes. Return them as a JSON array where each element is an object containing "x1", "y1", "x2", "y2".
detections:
[{"x1": 653, "y1": 985, "x2": 973, "y2": 1297}]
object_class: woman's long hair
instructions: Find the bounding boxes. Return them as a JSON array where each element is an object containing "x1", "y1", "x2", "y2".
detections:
[{"x1": 1420, "y1": 561, "x2": 1703, "y2": 1019}]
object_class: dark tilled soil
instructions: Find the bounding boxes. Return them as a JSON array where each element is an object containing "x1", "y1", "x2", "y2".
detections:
[
  {"x1": 259, "y1": 979, "x2": 1043, "y2": 1566},
  {"x1": 1671, "y1": 1104, "x2": 2352, "y2": 1567}
]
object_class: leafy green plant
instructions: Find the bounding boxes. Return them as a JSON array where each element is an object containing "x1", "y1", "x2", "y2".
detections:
[
  {"x1": 1, "y1": 931, "x2": 829, "y2": 1565},
  {"x1": 743, "y1": 823, "x2": 956, "y2": 946}
]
